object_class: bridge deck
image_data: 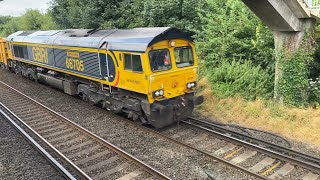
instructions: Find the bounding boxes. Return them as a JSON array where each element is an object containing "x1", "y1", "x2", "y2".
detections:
[{"x1": 242, "y1": 0, "x2": 320, "y2": 31}]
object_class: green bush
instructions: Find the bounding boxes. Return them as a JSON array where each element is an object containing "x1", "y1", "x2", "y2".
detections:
[
  {"x1": 207, "y1": 60, "x2": 273, "y2": 100},
  {"x1": 308, "y1": 78, "x2": 320, "y2": 107}
]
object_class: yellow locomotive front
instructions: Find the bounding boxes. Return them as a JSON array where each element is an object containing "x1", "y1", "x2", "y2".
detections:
[{"x1": 144, "y1": 39, "x2": 203, "y2": 128}]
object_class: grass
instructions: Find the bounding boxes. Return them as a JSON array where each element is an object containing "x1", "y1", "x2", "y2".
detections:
[{"x1": 196, "y1": 77, "x2": 320, "y2": 149}]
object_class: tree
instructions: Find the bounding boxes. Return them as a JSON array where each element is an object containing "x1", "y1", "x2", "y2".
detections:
[
  {"x1": 0, "y1": 16, "x2": 13, "y2": 36},
  {"x1": 41, "y1": 13, "x2": 58, "y2": 30},
  {"x1": 101, "y1": 0, "x2": 145, "y2": 29},
  {"x1": 50, "y1": 0, "x2": 125, "y2": 29},
  {"x1": 20, "y1": 9, "x2": 44, "y2": 30},
  {"x1": 142, "y1": 0, "x2": 207, "y2": 32},
  {"x1": 196, "y1": 0, "x2": 274, "y2": 71},
  {"x1": 0, "y1": 18, "x2": 20, "y2": 36},
  {"x1": 49, "y1": 0, "x2": 207, "y2": 32},
  {"x1": 0, "y1": 10, "x2": 57, "y2": 36}
]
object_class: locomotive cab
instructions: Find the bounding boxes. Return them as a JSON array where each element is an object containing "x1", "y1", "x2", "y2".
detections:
[{"x1": 144, "y1": 39, "x2": 203, "y2": 128}]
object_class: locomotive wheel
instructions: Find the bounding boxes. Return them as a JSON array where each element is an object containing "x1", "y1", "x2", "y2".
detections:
[
  {"x1": 28, "y1": 74, "x2": 33, "y2": 80},
  {"x1": 82, "y1": 93, "x2": 89, "y2": 102}
]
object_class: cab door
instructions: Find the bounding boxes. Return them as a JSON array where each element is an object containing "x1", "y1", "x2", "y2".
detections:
[
  {"x1": 99, "y1": 42, "x2": 116, "y2": 83},
  {"x1": 99, "y1": 52, "x2": 116, "y2": 81}
]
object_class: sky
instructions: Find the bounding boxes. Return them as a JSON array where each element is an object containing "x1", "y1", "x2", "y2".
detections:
[{"x1": 0, "y1": 0, "x2": 51, "y2": 17}]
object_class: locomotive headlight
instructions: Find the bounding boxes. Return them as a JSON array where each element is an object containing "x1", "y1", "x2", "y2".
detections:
[
  {"x1": 153, "y1": 89, "x2": 165, "y2": 98},
  {"x1": 159, "y1": 90, "x2": 164, "y2": 96},
  {"x1": 170, "y1": 41, "x2": 176, "y2": 47},
  {"x1": 187, "y1": 82, "x2": 197, "y2": 89}
]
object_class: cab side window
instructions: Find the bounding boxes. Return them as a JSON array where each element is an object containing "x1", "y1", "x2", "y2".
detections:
[
  {"x1": 13, "y1": 45, "x2": 28, "y2": 59},
  {"x1": 124, "y1": 54, "x2": 143, "y2": 72},
  {"x1": 124, "y1": 54, "x2": 132, "y2": 70}
]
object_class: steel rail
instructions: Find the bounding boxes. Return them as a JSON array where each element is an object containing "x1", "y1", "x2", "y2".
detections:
[
  {"x1": 136, "y1": 124, "x2": 269, "y2": 179},
  {"x1": 127, "y1": 125, "x2": 269, "y2": 179},
  {"x1": 0, "y1": 104, "x2": 78, "y2": 180},
  {"x1": 160, "y1": 133, "x2": 269, "y2": 179},
  {"x1": 0, "y1": 80, "x2": 170, "y2": 180},
  {"x1": 116, "y1": 118, "x2": 270, "y2": 179},
  {"x1": 183, "y1": 118, "x2": 320, "y2": 173},
  {"x1": 0, "y1": 81, "x2": 267, "y2": 179},
  {"x1": 0, "y1": 81, "x2": 273, "y2": 179},
  {"x1": 186, "y1": 117, "x2": 320, "y2": 163}
]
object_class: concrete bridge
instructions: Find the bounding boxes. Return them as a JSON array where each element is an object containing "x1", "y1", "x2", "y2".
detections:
[
  {"x1": 241, "y1": 0, "x2": 320, "y2": 103},
  {"x1": 241, "y1": 0, "x2": 320, "y2": 51},
  {"x1": 242, "y1": 0, "x2": 320, "y2": 31}
]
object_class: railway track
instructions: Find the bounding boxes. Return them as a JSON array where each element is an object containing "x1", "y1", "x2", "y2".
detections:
[
  {"x1": 0, "y1": 81, "x2": 169, "y2": 180},
  {"x1": 162, "y1": 118, "x2": 320, "y2": 180},
  {"x1": 114, "y1": 113, "x2": 320, "y2": 179},
  {"x1": 0, "y1": 104, "x2": 76, "y2": 179},
  {"x1": 1, "y1": 77, "x2": 319, "y2": 180}
]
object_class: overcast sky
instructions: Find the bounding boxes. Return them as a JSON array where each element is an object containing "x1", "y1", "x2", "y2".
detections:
[{"x1": 0, "y1": 0, "x2": 51, "y2": 17}]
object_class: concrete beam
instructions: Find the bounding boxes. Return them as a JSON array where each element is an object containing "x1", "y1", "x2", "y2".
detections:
[
  {"x1": 311, "y1": 9, "x2": 320, "y2": 19},
  {"x1": 284, "y1": 0, "x2": 310, "y2": 18},
  {"x1": 242, "y1": 0, "x2": 303, "y2": 31}
]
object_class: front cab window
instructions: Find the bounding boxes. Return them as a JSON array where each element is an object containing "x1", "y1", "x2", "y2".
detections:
[
  {"x1": 174, "y1": 46, "x2": 194, "y2": 68},
  {"x1": 149, "y1": 49, "x2": 172, "y2": 72}
]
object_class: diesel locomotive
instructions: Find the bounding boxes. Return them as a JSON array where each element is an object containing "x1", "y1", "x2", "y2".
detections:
[{"x1": 0, "y1": 27, "x2": 203, "y2": 128}]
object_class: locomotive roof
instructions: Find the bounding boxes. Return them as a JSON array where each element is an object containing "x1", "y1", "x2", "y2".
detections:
[{"x1": 7, "y1": 27, "x2": 193, "y2": 52}]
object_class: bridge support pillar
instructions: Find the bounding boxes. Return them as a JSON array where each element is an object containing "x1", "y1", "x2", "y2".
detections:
[{"x1": 273, "y1": 19, "x2": 316, "y2": 104}]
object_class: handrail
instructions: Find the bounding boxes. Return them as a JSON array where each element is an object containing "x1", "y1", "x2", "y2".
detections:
[{"x1": 305, "y1": 0, "x2": 320, "y2": 9}]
